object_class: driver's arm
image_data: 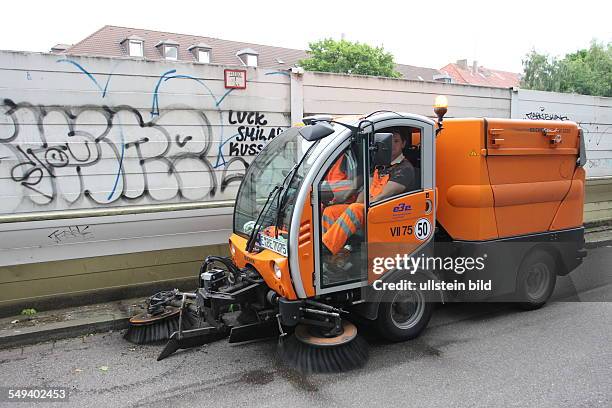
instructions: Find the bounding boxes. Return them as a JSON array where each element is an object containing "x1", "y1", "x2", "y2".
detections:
[
  {"x1": 369, "y1": 162, "x2": 415, "y2": 203},
  {"x1": 370, "y1": 181, "x2": 405, "y2": 203}
]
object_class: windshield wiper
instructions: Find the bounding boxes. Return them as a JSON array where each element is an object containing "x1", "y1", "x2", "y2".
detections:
[
  {"x1": 245, "y1": 185, "x2": 282, "y2": 253},
  {"x1": 273, "y1": 164, "x2": 300, "y2": 238}
]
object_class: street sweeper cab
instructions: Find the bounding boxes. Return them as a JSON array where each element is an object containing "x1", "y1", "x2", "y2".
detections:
[
  {"x1": 231, "y1": 112, "x2": 435, "y2": 297},
  {"x1": 127, "y1": 98, "x2": 587, "y2": 372}
]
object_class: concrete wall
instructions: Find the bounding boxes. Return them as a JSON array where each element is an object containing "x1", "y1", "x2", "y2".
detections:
[
  {"x1": 302, "y1": 71, "x2": 511, "y2": 117},
  {"x1": 0, "y1": 50, "x2": 610, "y2": 310}
]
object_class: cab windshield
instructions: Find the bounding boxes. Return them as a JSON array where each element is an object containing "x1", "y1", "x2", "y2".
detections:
[{"x1": 233, "y1": 124, "x2": 343, "y2": 241}]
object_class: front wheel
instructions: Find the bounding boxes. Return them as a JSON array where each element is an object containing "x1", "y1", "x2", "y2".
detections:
[
  {"x1": 515, "y1": 250, "x2": 557, "y2": 310},
  {"x1": 376, "y1": 276, "x2": 434, "y2": 342}
]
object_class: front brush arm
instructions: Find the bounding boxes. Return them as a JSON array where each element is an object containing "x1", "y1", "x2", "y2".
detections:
[
  {"x1": 279, "y1": 298, "x2": 346, "y2": 337},
  {"x1": 158, "y1": 256, "x2": 276, "y2": 360}
]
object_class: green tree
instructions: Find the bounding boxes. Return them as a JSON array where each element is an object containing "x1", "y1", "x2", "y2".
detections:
[
  {"x1": 521, "y1": 41, "x2": 612, "y2": 97},
  {"x1": 521, "y1": 50, "x2": 560, "y2": 92},
  {"x1": 299, "y1": 38, "x2": 402, "y2": 78}
]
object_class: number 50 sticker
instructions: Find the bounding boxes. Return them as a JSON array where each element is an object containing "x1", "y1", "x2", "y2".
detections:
[{"x1": 414, "y1": 218, "x2": 432, "y2": 241}]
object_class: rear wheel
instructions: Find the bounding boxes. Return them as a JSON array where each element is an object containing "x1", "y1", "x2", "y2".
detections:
[
  {"x1": 376, "y1": 274, "x2": 434, "y2": 341},
  {"x1": 515, "y1": 250, "x2": 557, "y2": 310}
]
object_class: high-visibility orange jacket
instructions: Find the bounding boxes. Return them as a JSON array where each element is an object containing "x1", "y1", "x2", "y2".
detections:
[
  {"x1": 325, "y1": 155, "x2": 353, "y2": 193},
  {"x1": 322, "y1": 159, "x2": 414, "y2": 255}
]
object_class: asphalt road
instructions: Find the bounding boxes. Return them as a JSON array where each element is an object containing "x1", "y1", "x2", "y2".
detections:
[{"x1": 0, "y1": 245, "x2": 611, "y2": 408}]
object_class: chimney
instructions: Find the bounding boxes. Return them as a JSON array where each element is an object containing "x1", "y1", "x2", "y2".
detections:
[
  {"x1": 456, "y1": 59, "x2": 468, "y2": 69},
  {"x1": 472, "y1": 60, "x2": 478, "y2": 74}
]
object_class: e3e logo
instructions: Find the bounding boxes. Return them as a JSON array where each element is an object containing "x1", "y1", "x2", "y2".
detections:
[{"x1": 392, "y1": 203, "x2": 412, "y2": 213}]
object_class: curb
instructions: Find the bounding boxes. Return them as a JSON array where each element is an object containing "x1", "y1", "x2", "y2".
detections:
[
  {"x1": 0, "y1": 278, "x2": 196, "y2": 319},
  {"x1": 585, "y1": 239, "x2": 612, "y2": 249},
  {"x1": 585, "y1": 225, "x2": 612, "y2": 249},
  {"x1": 0, "y1": 315, "x2": 129, "y2": 350}
]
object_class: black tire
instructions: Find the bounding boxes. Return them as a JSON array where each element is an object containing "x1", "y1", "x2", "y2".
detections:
[
  {"x1": 515, "y1": 250, "x2": 557, "y2": 310},
  {"x1": 376, "y1": 273, "x2": 435, "y2": 342}
]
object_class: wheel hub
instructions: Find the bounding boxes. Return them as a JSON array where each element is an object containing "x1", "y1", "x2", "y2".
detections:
[
  {"x1": 526, "y1": 262, "x2": 549, "y2": 299},
  {"x1": 390, "y1": 291, "x2": 425, "y2": 329}
]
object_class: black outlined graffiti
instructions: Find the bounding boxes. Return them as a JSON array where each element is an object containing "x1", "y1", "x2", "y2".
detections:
[
  {"x1": 581, "y1": 123, "x2": 610, "y2": 147},
  {"x1": 220, "y1": 156, "x2": 249, "y2": 192},
  {"x1": 525, "y1": 110, "x2": 570, "y2": 121},
  {"x1": 175, "y1": 135, "x2": 193, "y2": 148},
  {"x1": 48, "y1": 225, "x2": 92, "y2": 243},
  {"x1": 227, "y1": 110, "x2": 284, "y2": 156},
  {"x1": 582, "y1": 124, "x2": 611, "y2": 172},
  {"x1": 0, "y1": 99, "x2": 271, "y2": 210}
]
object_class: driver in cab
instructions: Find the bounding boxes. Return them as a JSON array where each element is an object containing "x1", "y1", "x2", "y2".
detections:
[{"x1": 322, "y1": 130, "x2": 416, "y2": 255}]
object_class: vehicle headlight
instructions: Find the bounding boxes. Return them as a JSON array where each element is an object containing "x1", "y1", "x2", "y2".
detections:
[{"x1": 274, "y1": 262, "x2": 282, "y2": 279}]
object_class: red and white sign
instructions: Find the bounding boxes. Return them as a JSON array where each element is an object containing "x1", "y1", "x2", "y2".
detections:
[{"x1": 224, "y1": 69, "x2": 247, "y2": 89}]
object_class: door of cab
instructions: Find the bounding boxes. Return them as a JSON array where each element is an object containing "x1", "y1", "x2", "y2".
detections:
[
  {"x1": 367, "y1": 190, "x2": 435, "y2": 283},
  {"x1": 314, "y1": 137, "x2": 367, "y2": 294},
  {"x1": 313, "y1": 117, "x2": 435, "y2": 293},
  {"x1": 365, "y1": 121, "x2": 435, "y2": 283}
]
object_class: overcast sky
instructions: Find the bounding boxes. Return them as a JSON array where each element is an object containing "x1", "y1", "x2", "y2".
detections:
[{"x1": 1, "y1": 0, "x2": 609, "y2": 73}]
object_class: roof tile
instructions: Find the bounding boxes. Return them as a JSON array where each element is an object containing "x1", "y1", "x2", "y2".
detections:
[
  {"x1": 66, "y1": 25, "x2": 308, "y2": 68},
  {"x1": 440, "y1": 62, "x2": 520, "y2": 88}
]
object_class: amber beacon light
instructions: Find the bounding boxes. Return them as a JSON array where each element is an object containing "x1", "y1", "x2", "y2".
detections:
[
  {"x1": 434, "y1": 95, "x2": 448, "y2": 120},
  {"x1": 434, "y1": 95, "x2": 448, "y2": 134}
]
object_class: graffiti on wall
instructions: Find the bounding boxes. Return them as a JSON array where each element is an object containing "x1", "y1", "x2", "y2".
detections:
[
  {"x1": 227, "y1": 110, "x2": 284, "y2": 156},
  {"x1": 523, "y1": 106, "x2": 612, "y2": 177},
  {"x1": 48, "y1": 225, "x2": 92, "y2": 243},
  {"x1": 0, "y1": 60, "x2": 289, "y2": 214},
  {"x1": 525, "y1": 107, "x2": 570, "y2": 121},
  {"x1": 582, "y1": 123, "x2": 612, "y2": 172}
]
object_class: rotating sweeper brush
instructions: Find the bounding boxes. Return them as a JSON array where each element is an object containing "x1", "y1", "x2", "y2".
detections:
[
  {"x1": 124, "y1": 290, "x2": 199, "y2": 344},
  {"x1": 278, "y1": 320, "x2": 369, "y2": 373}
]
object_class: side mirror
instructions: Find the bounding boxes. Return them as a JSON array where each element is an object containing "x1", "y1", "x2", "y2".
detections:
[
  {"x1": 371, "y1": 132, "x2": 393, "y2": 166},
  {"x1": 299, "y1": 121, "x2": 335, "y2": 141}
]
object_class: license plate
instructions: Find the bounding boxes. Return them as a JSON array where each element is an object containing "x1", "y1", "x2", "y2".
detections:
[{"x1": 259, "y1": 234, "x2": 288, "y2": 256}]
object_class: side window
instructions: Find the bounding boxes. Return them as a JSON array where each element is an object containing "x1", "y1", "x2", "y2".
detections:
[
  {"x1": 368, "y1": 126, "x2": 421, "y2": 205},
  {"x1": 318, "y1": 145, "x2": 364, "y2": 287}
]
